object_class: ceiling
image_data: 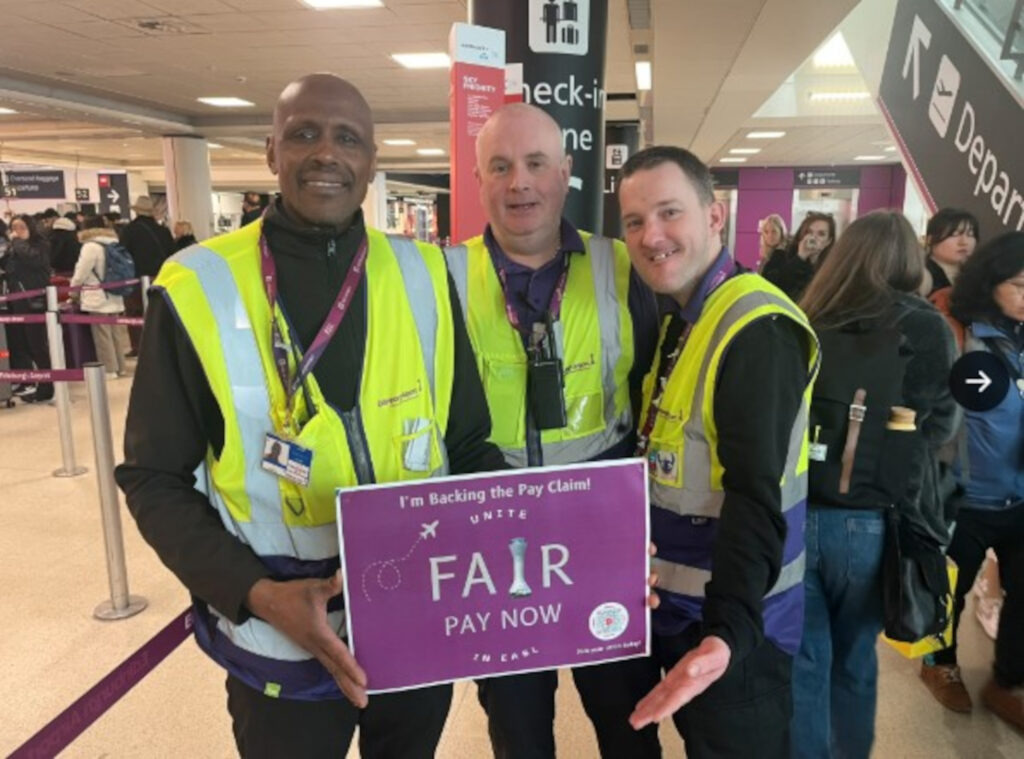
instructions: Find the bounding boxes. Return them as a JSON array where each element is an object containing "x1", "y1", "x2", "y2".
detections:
[{"x1": 0, "y1": 0, "x2": 902, "y2": 192}]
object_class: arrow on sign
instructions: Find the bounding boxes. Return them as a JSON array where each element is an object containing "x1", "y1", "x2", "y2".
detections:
[
  {"x1": 107, "y1": 189, "x2": 119, "y2": 203},
  {"x1": 966, "y1": 370, "x2": 992, "y2": 394},
  {"x1": 902, "y1": 15, "x2": 932, "y2": 101}
]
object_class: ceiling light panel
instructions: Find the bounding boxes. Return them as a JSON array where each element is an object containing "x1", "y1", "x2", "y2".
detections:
[
  {"x1": 746, "y1": 131, "x2": 786, "y2": 139},
  {"x1": 383, "y1": 139, "x2": 416, "y2": 146},
  {"x1": 198, "y1": 97, "x2": 254, "y2": 107},
  {"x1": 719, "y1": 157, "x2": 746, "y2": 163},
  {"x1": 729, "y1": 148, "x2": 761, "y2": 155},
  {"x1": 417, "y1": 148, "x2": 445, "y2": 156},
  {"x1": 392, "y1": 53, "x2": 451, "y2": 69},
  {"x1": 302, "y1": 0, "x2": 384, "y2": 7},
  {"x1": 809, "y1": 91, "x2": 870, "y2": 102},
  {"x1": 854, "y1": 155, "x2": 886, "y2": 161},
  {"x1": 635, "y1": 61, "x2": 651, "y2": 91}
]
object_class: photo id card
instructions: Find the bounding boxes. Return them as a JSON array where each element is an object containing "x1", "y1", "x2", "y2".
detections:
[{"x1": 262, "y1": 432, "x2": 313, "y2": 487}]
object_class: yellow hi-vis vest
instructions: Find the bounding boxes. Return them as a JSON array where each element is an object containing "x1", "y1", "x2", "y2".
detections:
[
  {"x1": 642, "y1": 273, "x2": 820, "y2": 653},
  {"x1": 155, "y1": 221, "x2": 455, "y2": 699},
  {"x1": 445, "y1": 233, "x2": 634, "y2": 466}
]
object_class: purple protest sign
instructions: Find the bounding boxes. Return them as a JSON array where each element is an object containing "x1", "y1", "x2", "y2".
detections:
[{"x1": 337, "y1": 459, "x2": 650, "y2": 693}]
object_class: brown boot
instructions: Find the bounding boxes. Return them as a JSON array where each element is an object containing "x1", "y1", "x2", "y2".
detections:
[
  {"x1": 920, "y1": 662, "x2": 973, "y2": 713},
  {"x1": 981, "y1": 679, "x2": 1024, "y2": 732}
]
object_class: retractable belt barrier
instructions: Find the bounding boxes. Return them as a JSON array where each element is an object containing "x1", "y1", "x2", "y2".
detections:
[
  {"x1": 0, "y1": 278, "x2": 143, "y2": 304},
  {"x1": 0, "y1": 369, "x2": 85, "y2": 383},
  {"x1": 9, "y1": 608, "x2": 193, "y2": 759}
]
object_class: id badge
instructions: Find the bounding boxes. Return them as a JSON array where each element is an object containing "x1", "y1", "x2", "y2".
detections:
[
  {"x1": 808, "y1": 442, "x2": 828, "y2": 462},
  {"x1": 262, "y1": 432, "x2": 313, "y2": 487}
]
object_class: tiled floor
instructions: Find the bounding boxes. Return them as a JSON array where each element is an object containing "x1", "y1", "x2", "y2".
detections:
[{"x1": 0, "y1": 374, "x2": 1020, "y2": 757}]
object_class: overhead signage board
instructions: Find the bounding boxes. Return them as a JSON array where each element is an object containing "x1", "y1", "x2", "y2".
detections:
[
  {"x1": 879, "y1": 0, "x2": 1024, "y2": 232},
  {"x1": 97, "y1": 173, "x2": 130, "y2": 216},
  {"x1": 1, "y1": 170, "x2": 67, "y2": 199},
  {"x1": 793, "y1": 168, "x2": 861, "y2": 188}
]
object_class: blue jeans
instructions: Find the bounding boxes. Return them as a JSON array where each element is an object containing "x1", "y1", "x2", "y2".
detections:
[{"x1": 791, "y1": 508, "x2": 885, "y2": 759}]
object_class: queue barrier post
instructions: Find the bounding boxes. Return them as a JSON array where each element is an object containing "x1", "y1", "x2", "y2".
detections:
[
  {"x1": 141, "y1": 275, "x2": 152, "y2": 314},
  {"x1": 46, "y1": 290, "x2": 87, "y2": 477},
  {"x1": 84, "y1": 362, "x2": 147, "y2": 621}
]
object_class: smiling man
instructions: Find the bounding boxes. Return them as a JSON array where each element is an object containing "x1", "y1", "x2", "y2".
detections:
[
  {"x1": 616, "y1": 146, "x2": 819, "y2": 758},
  {"x1": 444, "y1": 103, "x2": 660, "y2": 757},
  {"x1": 116, "y1": 74, "x2": 507, "y2": 758}
]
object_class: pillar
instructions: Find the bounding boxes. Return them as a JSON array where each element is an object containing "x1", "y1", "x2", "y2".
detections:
[{"x1": 161, "y1": 135, "x2": 214, "y2": 240}]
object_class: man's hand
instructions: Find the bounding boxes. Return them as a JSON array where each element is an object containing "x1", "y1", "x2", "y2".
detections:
[
  {"x1": 629, "y1": 635, "x2": 731, "y2": 729},
  {"x1": 647, "y1": 542, "x2": 660, "y2": 610},
  {"x1": 245, "y1": 571, "x2": 368, "y2": 707}
]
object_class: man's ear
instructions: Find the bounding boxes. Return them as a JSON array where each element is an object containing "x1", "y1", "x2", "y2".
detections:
[
  {"x1": 708, "y1": 199, "x2": 727, "y2": 236},
  {"x1": 265, "y1": 135, "x2": 277, "y2": 175}
]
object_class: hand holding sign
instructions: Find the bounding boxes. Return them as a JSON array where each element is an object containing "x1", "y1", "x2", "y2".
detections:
[
  {"x1": 629, "y1": 635, "x2": 732, "y2": 729},
  {"x1": 246, "y1": 572, "x2": 369, "y2": 707}
]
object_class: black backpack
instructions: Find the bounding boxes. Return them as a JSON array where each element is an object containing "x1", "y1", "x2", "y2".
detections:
[{"x1": 807, "y1": 317, "x2": 926, "y2": 509}]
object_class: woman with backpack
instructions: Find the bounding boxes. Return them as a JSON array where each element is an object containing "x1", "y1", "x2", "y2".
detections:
[
  {"x1": 0, "y1": 215, "x2": 54, "y2": 403},
  {"x1": 919, "y1": 232, "x2": 1024, "y2": 731},
  {"x1": 70, "y1": 216, "x2": 131, "y2": 378},
  {"x1": 789, "y1": 211, "x2": 960, "y2": 758}
]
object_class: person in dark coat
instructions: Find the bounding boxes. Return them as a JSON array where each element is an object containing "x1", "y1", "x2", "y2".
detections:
[
  {"x1": 120, "y1": 196, "x2": 175, "y2": 279},
  {"x1": 0, "y1": 215, "x2": 53, "y2": 402},
  {"x1": 761, "y1": 212, "x2": 836, "y2": 301},
  {"x1": 48, "y1": 217, "x2": 82, "y2": 275}
]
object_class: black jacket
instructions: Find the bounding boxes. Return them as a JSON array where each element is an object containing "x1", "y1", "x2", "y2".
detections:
[
  {"x1": 1, "y1": 238, "x2": 51, "y2": 312},
  {"x1": 120, "y1": 215, "x2": 175, "y2": 278},
  {"x1": 115, "y1": 203, "x2": 508, "y2": 624},
  {"x1": 48, "y1": 229, "x2": 81, "y2": 275},
  {"x1": 760, "y1": 248, "x2": 815, "y2": 302}
]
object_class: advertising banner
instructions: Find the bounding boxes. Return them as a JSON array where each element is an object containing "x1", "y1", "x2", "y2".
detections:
[
  {"x1": 879, "y1": 0, "x2": 1024, "y2": 233},
  {"x1": 338, "y1": 459, "x2": 650, "y2": 693},
  {"x1": 449, "y1": 23, "x2": 506, "y2": 244},
  {"x1": 471, "y1": 0, "x2": 609, "y2": 232}
]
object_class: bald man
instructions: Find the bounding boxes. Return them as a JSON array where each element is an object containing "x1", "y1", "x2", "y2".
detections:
[
  {"x1": 117, "y1": 74, "x2": 507, "y2": 758},
  {"x1": 444, "y1": 103, "x2": 661, "y2": 757}
]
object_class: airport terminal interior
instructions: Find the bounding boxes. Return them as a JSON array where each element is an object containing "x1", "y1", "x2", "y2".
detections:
[{"x1": 1, "y1": 0, "x2": 1023, "y2": 756}]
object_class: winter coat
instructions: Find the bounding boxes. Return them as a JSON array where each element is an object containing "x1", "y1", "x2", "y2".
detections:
[{"x1": 70, "y1": 229, "x2": 125, "y2": 314}]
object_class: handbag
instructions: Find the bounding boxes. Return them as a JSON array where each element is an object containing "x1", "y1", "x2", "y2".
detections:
[{"x1": 882, "y1": 506, "x2": 952, "y2": 642}]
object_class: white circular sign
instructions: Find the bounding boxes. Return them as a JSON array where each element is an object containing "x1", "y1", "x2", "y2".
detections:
[{"x1": 589, "y1": 602, "x2": 629, "y2": 641}]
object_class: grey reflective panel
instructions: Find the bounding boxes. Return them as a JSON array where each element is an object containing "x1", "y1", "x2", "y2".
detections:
[
  {"x1": 389, "y1": 235, "x2": 439, "y2": 402},
  {"x1": 443, "y1": 244, "x2": 470, "y2": 323}
]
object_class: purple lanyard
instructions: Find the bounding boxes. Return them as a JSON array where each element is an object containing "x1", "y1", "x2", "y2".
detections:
[
  {"x1": 259, "y1": 228, "x2": 368, "y2": 405},
  {"x1": 636, "y1": 263, "x2": 735, "y2": 458},
  {"x1": 494, "y1": 252, "x2": 571, "y2": 336}
]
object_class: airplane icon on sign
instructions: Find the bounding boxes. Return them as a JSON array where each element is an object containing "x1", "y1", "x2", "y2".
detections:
[{"x1": 420, "y1": 520, "x2": 439, "y2": 539}]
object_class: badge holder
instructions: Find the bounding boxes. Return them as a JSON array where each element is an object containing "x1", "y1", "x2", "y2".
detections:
[
  {"x1": 262, "y1": 339, "x2": 317, "y2": 487},
  {"x1": 527, "y1": 315, "x2": 568, "y2": 431}
]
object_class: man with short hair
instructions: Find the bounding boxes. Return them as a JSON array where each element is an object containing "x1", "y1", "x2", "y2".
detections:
[
  {"x1": 120, "y1": 195, "x2": 174, "y2": 279},
  {"x1": 616, "y1": 146, "x2": 819, "y2": 758},
  {"x1": 241, "y1": 192, "x2": 264, "y2": 227},
  {"x1": 444, "y1": 102, "x2": 660, "y2": 757},
  {"x1": 116, "y1": 73, "x2": 506, "y2": 758}
]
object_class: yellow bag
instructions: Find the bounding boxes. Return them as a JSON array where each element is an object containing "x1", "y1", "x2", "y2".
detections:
[{"x1": 882, "y1": 559, "x2": 958, "y2": 658}]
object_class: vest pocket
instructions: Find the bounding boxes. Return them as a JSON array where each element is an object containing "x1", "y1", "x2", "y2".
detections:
[
  {"x1": 281, "y1": 412, "x2": 348, "y2": 528},
  {"x1": 563, "y1": 389, "x2": 605, "y2": 438},
  {"x1": 392, "y1": 418, "x2": 441, "y2": 478},
  {"x1": 647, "y1": 436, "x2": 683, "y2": 487},
  {"x1": 482, "y1": 357, "x2": 527, "y2": 447}
]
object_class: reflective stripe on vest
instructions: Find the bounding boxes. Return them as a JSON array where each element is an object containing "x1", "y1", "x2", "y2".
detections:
[
  {"x1": 157, "y1": 223, "x2": 454, "y2": 699},
  {"x1": 643, "y1": 274, "x2": 820, "y2": 603},
  {"x1": 445, "y1": 233, "x2": 633, "y2": 466}
]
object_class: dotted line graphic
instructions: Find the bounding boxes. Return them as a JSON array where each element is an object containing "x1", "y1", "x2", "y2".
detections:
[{"x1": 360, "y1": 535, "x2": 425, "y2": 602}]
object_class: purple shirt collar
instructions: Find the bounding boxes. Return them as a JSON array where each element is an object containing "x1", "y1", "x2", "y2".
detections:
[
  {"x1": 482, "y1": 218, "x2": 586, "y2": 273},
  {"x1": 678, "y1": 247, "x2": 736, "y2": 323}
]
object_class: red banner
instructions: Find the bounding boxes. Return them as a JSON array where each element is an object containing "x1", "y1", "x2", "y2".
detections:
[{"x1": 449, "y1": 23, "x2": 506, "y2": 244}]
